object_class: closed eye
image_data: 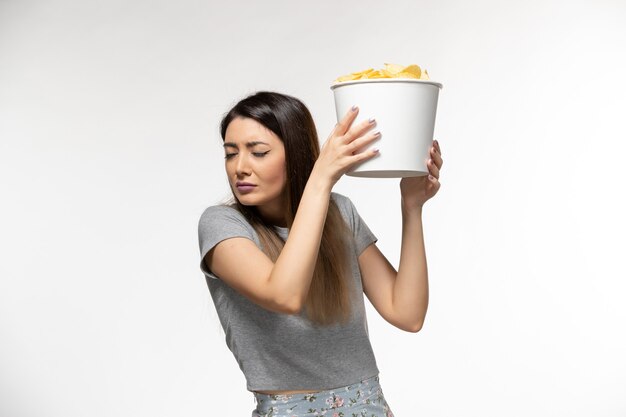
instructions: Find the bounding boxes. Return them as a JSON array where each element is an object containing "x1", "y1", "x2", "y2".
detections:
[{"x1": 224, "y1": 151, "x2": 270, "y2": 160}]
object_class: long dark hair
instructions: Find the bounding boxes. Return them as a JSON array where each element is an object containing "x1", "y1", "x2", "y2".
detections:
[{"x1": 219, "y1": 91, "x2": 354, "y2": 326}]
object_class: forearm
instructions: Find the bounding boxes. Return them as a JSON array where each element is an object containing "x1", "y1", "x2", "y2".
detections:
[
  {"x1": 393, "y1": 203, "x2": 429, "y2": 330},
  {"x1": 269, "y1": 174, "x2": 332, "y2": 311}
]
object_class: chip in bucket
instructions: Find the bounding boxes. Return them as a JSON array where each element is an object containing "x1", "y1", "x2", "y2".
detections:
[{"x1": 333, "y1": 63, "x2": 430, "y2": 83}]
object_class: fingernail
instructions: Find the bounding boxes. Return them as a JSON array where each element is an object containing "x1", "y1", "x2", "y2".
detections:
[
  {"x1": 373, "y1": 131, "x2": 381, "y2": 136},
  {"x1": 373, "y1": 148, "x2": 380, "y2": 153},
  {"x1": 369, "y1": 117, "x2": 376, "y2": 123},
  {"x1": 429, "y1": 175, "x2": 434, "y2": 180},
  {"x1": 351, "y1": 105, "x2": 358, "y2": 111}
]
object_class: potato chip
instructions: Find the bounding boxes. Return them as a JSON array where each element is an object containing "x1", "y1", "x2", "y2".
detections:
[
  {"x1": 383, "y1": 63, "x2": 406, "y2": 74},
  {"x1": 336, "y1": 74, "x2": 358, "y2": 82},
  {"x1": 334, "y1": 67, "x2": 373, "y2": 82},
  {"x1": 333, "y1": 63, "x2": 432, "y2": 83},
  {"x1": 366, "y1": 70, "x2": 387, "y2": 79},
  {"x1": 353, "y1": 68, "x2": 374, "y2": 76},
  {"x1": 395, "y1": 71, "x2": 420, "y2": 79},
  {"x1": 402, "y1": 64, "x2": 422, "y2": 78}
]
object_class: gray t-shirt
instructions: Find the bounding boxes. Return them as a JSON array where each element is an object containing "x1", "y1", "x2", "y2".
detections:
[{"x1": 197, "y1": 192, "x2": 380, "y2": 392}]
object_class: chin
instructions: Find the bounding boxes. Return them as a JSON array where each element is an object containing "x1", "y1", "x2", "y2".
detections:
[{"x1": 233, "y1": 193, "x2": 260, "y2": 206}]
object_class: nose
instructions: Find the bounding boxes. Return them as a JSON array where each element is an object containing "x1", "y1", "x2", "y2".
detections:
[{"x1": 235, "y1": 152, "x2": 251, "y2": 177}]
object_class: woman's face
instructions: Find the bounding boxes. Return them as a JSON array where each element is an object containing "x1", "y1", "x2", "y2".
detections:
[{"x1": 223, "y1": 117, "x2": 287, "y2": 223}]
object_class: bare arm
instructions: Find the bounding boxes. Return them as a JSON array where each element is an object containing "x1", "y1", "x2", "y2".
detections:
[
  {"x1": 360, "y1": 140, "x2": 443, "y2": 331},
  {"x1": 359, "y1": 206, "x2": 429, "y2": 332},
  {"x1": 266, "y1": 175, "x2": 332, "y2": 312},
  {"x1": 393, "y1": 204, "x2": 429, "y2": 330}
]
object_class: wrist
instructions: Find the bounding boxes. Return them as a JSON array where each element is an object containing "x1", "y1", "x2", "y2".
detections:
[
  {"x1": 308, "y1": 165, "x2": 334, "y2": 194},
  {"x1": 401, "y1": 197, "x2": 423, "y2": 214}
]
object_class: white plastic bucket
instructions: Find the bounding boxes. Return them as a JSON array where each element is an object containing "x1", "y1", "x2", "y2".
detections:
[{"x1": 330, "y1": 78, "x2": 443, "y2": 178}]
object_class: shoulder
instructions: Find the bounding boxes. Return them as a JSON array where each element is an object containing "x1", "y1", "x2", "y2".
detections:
[
  {"x1": 199, "y1": 203, "x2": 241, "y2": 221},
  {"x1": 197, "y1": 203, "x2": 259, "y2": 255},
  {"x1": 330, "y1": 191, "x2": 361, "y2": 229},
  {"x1": 330, "y1": 191, "x2": 353, "y2": 211},
  {"x1": 330, "y1": 191, "x2": 358, "y2": 216},
  {"x1": 198, "y1": 204, "x2": 252, "y2": 232}
]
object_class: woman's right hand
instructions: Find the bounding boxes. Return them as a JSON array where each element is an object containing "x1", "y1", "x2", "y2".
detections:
[{"x1": 312, "y1": 106, "x2": 381, "y2": 188}]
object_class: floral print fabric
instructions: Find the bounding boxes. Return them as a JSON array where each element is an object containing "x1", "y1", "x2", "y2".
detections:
[{"x1": 252, "y1": 374, "x2": 395, "y2": 417}]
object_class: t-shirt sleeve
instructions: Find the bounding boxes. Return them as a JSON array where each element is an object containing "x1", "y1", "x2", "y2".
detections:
[
  {"x1": 197, "y1": 205, "x2": 257, "y2": 280},
  {"x1": 332, "y1": 193, "x2": 378, "y2": 256}
]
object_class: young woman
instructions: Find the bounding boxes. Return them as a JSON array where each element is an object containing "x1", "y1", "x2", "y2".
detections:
[{"x1": 198, "y1": 91, "x2": 443, "y2": 416}]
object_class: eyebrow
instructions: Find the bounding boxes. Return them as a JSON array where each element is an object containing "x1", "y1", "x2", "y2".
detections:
[{"x1": 223, "y1": 141, "x2": 269, "y2": 149}]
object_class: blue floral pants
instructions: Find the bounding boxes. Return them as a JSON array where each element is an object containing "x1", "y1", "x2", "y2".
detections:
[{"x1": 251, "y1": 374, "x2": 395, "y2": 417}]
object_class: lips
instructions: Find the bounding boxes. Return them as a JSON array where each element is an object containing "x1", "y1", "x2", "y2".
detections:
[{"x1": 236, "y1": 182, "x2": 257, "y2": 193}]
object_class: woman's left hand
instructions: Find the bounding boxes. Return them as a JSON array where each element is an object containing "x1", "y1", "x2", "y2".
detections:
[{"x1": 400, "y1": 139, "x2": 443, "y2": 209}]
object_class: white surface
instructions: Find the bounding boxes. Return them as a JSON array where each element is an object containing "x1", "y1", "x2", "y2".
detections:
[
  {"x1": 332, "y1": 79, "x2": 442, "y2": 177},
  {"x1": 1, "y1": 0, "x2": 625, "y2": 416}
]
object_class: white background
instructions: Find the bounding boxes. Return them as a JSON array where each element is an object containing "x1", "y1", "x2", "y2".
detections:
[{"x1": 1, "y1": 0, "x2": 625, "y2": 416}]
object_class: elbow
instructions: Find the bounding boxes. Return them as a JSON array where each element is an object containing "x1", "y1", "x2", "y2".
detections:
[
  {"x1": 407, "y1": 320, "x2": 424, "y2": 333},
  {"x1": 280, "y1": 297, "x2": 304, "y2": 315},
  {"x1": 266, "y1": 276, "x2": 303, "y2": 315},
  {"x1": 283, "y1": 303, "x2": 302, "y2": 315}
]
